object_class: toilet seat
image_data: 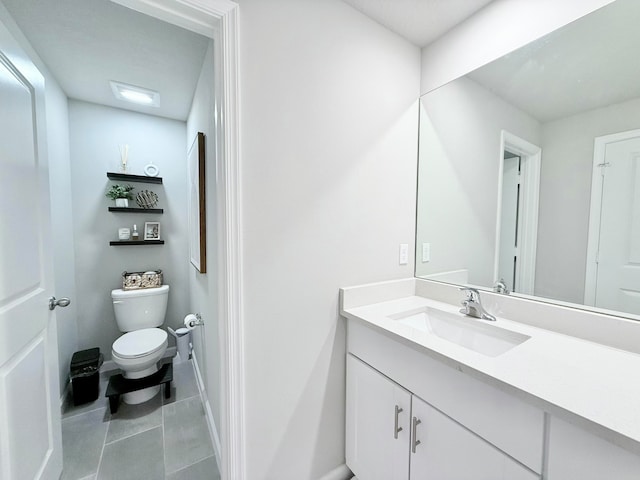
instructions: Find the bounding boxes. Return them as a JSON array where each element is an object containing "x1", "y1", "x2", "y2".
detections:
[{"x1": 112, "y1": 328, "x2": 167, "y2": 359}]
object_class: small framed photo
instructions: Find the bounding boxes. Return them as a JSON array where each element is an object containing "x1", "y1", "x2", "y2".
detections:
[{"x1": 144, "y1": 222, "x2": 161, "y2": 240}]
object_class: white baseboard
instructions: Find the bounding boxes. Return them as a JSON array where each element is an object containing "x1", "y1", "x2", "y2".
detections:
[
  {"x1": 192, "y1": 351, "x2": 222, "y2": 470},
  {"x1": 318, "y1": 464, "x2": 353, "y2": 480}
]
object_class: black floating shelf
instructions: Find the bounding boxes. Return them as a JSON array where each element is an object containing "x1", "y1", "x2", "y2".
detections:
[
  {"x1": 109, "y1": 240, "x2": 165, "y2": 246},
  {"x1": 108, "y1": 207, "x2": 164, "y2": 214},
  {"x1": 107, "y1": 172, "x2": 163, "y2": 184}
]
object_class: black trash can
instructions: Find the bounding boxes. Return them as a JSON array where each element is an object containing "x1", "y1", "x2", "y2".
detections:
[{"x1": 70, "y1": 348, "x2": 103, "y2": 406}]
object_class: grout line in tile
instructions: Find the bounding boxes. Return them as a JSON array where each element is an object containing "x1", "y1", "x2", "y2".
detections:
[
  {"x1": 62, "y1": 402, "x2": 107, "y2": 421},
  {"x1": 167, "y1": 451, "x2": 214, "y2": 476},
  {"x1": 93, "y1": 412, "x2": 110, "y2": 480},
  {"x1": 166, "y1": 454, "x2": 216, "y2": 477},
  {"x1": 162, "y1": 392, "x2": 201, "y2": 410},
  {"x1": 103, "y1": 422, "x2": 162, "y2": 446}
]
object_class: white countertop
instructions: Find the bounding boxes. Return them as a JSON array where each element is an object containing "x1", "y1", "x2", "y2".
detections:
[{"x1": 342, "y1": 293, "x2": 640, "y2": 455}]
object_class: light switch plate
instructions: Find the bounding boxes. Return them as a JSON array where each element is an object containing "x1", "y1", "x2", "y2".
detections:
[
  {"x1": 422, "y1": 243, "x2": 431, "y2": 263},
  {"x1": 399, "y1": 243, "x2": 409, "y2": 265}
]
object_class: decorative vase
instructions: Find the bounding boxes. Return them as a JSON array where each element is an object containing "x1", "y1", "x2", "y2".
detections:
[{"x1": 115, "y1": 198, "x2": 129, "y2": 208}]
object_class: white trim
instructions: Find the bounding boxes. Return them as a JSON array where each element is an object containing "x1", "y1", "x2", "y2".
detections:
[
  {"x1": 109, "y1": 0, "x2": 220, "y2": 37},
  {"x1": 584, "y1": 128, "x2": 640, "y2": 306},
  {"x1": 108, "y1": 2, "x2": 244, "y2": 479},
  {"x1": 494, "y1": 131, "x2": 541, "y2": 295},
  {"x1": 212, "y1": 7, "x2": 245, "y2": 480},
  {"x1": 192, "y1": 352, "x2": 222, "y2": 469}
]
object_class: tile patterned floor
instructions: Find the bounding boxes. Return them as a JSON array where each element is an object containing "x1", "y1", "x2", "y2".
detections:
[{"x1": 60, "y1": 358, "x2": 219, "y2": 480}]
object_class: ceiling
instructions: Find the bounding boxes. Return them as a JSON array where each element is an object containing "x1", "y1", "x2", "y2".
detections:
[
  {"x1": 2, "y1": 0, "x2": 210, "y2": 120},
  {"x1": 341, "y1": 0, "x2": 494, "y2": 47},
  {"x1": 467, "y1": 0, "x2": 640, "y2": 122},
  {"x1": 2, "y1": 0, "x2": 499, "y2": 120}
]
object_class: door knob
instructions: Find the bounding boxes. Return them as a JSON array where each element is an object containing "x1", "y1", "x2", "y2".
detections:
[{"x1": 49, "y1": 296, "x2": 71, "y2": 311}]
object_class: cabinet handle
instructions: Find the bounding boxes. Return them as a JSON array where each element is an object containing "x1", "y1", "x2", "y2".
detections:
[
  {"x1": 394, "y1": 405, "x2": 403, "y2": 439},
  {"x1": 412, "y1": 416, "x2": 422, "y2": 453}
]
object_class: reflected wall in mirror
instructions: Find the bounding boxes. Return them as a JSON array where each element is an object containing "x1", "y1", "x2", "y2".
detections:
[{"x1": 416, "y1": 0, "x2": 640, "y2": 318}]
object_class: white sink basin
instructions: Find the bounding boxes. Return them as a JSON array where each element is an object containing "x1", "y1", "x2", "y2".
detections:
[{"x1": 388, "y1": 307, "x2": 530, "y2": 357}]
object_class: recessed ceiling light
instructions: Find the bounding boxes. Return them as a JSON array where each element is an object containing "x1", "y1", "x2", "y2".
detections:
[{"x1": 110, "y1": 81, "x2": 160, "y2": 107}]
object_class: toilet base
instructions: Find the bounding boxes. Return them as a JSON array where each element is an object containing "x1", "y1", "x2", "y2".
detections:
[
  {"x1": 105, "y1": 362, "x2": 173, "y2": 414},
  {"x1": 123, "y1": 385, "x2": 160, "y2": 404}
]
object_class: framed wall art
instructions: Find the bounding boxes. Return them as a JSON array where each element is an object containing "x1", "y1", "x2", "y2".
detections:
[{"x1": 188, "y1": 132, "x2": 206, "y2": 273}]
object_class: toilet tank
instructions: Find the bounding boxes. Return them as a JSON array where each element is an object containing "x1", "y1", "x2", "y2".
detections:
[{"x1": 111, "y1": 285, "x2": 169, "y2": 332}]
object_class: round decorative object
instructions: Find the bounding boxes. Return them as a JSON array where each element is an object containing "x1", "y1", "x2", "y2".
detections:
[
  {"x1": 144, "y1": 163, "x2": 159, "y2": 177},
  {"x1": 135, "y1": 190, "x2": 159, "y2": 209}
]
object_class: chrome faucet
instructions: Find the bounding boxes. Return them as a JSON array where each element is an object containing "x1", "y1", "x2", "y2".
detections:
[
  {"x1": 493, "y1": 278, "x2": 510, "y2": 295},
  {"x1": 459, "y1": 287, "x2": 496, "y2": 322}
]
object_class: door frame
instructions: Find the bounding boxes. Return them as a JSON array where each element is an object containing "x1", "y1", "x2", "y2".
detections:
[
  {"x1": 110, "y1": 1, "x2": 244, "y2": 478},
  {"x1": 493, "y1": 130, "x2": 541, "y2": 295},
  {"x1": 584, "y1": 129, "x2": 640, "y2": 306}
]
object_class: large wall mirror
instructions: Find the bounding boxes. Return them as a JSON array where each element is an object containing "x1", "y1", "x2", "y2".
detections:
[{"x1": 416, "y1": 0, "x2": 640, "y2": 319}]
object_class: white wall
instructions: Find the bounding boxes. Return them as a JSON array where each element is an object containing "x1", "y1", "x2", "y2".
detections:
[
  {"x1": 68, "y1": 100, "x2": 190, "y2": 358},
  {"x1": 0, "y1": 2, "x2": 77, "y2": 396},
  {"x1": 186, "y1": 40, "x2": 221, "y2": 430},
  {"x1": 420, "y1": 0, "x2": 615, "y2": 95},
  {"x1": 536, "y1": 96, "x2": 640, "y2": 303},
  {"x1": 237, "y1": 0, "x2": 420, "y2": 478},
  {"x1": 416, "y1": 76, "x2": 540, "y2": 286}
]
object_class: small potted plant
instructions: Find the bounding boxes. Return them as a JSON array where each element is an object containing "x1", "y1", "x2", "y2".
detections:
[{"x1": 106, "y1": 184, "x2": 134, "y2": 207}]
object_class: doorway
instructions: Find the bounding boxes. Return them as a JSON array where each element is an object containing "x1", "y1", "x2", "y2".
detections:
[
  {"x1": 494, "y1": 131, "x2": 541, "y2": 295},
  {"x1": 497, "y1": 150, "x2": 521, "y2": 292},
  {"x1": 0, "y1": 1, "x2": 242, "y2": 479}
]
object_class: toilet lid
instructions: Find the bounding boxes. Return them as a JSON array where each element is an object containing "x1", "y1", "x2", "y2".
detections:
[{"x1": 112, "y1": 328, "x2": 167, "y2": 359}]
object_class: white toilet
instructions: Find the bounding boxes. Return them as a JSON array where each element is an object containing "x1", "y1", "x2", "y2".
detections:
[{"x1": 111, "y1": 284, "x2": 170, "y2": 404}]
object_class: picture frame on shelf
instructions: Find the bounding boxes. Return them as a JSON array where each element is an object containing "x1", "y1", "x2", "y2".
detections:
[{"x1": 144, "y1": 222, "x2": 161, "y2": 240}]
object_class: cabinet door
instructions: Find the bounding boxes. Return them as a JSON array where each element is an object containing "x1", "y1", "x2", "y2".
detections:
[
  {"x1": 409, "y1": 396, "x2": 539, "y2": 480},
  {"x1": 547, "y1": 417, "x2": 640, "y2": 479},
  {"x1": 346, "y1": 354, "x2": 411, "y2": 480}
]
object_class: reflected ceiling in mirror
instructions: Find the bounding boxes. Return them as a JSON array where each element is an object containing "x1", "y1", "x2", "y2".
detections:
[{"x1": 415, "y1": 0, "x2": 640, "y2": 319}]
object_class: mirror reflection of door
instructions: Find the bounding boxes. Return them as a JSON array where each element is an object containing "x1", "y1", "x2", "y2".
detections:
[
  {"x1": 495, "y1": 133, "x2": 540, "y2": 296},
  {"x1": 498, "y1": 151, "x2": 521, "y2": 292},
  {"x1": 587, "y1": 131, "x2": 640, "y2": 315}
]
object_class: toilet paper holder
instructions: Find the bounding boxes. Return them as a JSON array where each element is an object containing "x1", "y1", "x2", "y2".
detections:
[{"x1": 185, "y1": 313, "x2": 204, "y2": 328}]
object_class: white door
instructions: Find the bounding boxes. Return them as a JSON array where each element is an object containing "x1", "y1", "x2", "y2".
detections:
[
  {"x1": 592, "y1": 135, "x2": 640, "y2": 314},
  {"x1": 409, "y1": 395, "x2": 538, "y2": 480},
  {"x1": 0, "y1": 17, "x2": 63, "y2": 480},
  {"x1": 346, "y1": 354, "x2": 411, "y2": 480}
]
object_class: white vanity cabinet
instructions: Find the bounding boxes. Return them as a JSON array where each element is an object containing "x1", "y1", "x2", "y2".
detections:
[
  {"x1": 547, "y1": 417, "x2": 640, "y2": 480},
  {"x1": 346, "y1": 354, "x2": 410, "y2": 480},
  {"x1": 410, "y1": 394, "x2": 538, "y2": 480},
  {"x1": 341, "y1": 281, "x2": 640, "y2": 479},
  {"x1": 347, "y1": 354, "x2": 539, "y2": 480}
]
